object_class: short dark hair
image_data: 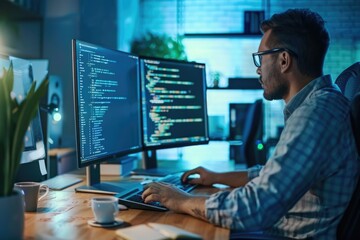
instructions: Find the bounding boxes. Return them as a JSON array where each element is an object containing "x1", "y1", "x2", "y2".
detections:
[{"x1": 261, "y1": 9, "x2": 330, "y2": 77}]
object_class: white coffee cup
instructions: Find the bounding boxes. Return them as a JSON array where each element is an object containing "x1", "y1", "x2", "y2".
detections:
[
  {"x1": 14, "y1": 182, "x2": 49, "y2": 212},
  {"x1": 91, "y1": 196, "x2": 118, "y2": 224}
]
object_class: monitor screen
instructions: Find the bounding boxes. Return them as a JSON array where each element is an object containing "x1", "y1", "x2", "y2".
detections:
[
  {"x1": 10, "y1": 56, "x2": 47, "y2": 163},
  {"x1": 72, "y1": 39, "x2": 142, "y2": 169},
  {"x1": 139, "y1": 57, "x2": 209, "y2": 150},
  {"x1": 0, "y1": 54, "x2": 47, "y2": 181}
]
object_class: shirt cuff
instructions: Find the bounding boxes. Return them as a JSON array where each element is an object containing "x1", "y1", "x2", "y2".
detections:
[{"x1": 247, "y1": 164, "x2": 263, "y2": 180}]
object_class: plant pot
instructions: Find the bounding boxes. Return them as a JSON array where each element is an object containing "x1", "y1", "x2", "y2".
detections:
[{"x1": 0, "y1": 188, "x2": 24, "y2": 240}]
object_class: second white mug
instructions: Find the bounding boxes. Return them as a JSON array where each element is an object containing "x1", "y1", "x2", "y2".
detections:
[{"x1": 91, "y1": 196, "x2": 118, "y2": 224}]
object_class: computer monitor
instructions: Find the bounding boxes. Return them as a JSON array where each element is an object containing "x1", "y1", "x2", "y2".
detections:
[
  {"x1": 136, "y1": 57, "x2": 209, "y2": 175},
  {"x1": 72, "y1": 39, "x2": 143, "y2": 194},
  {"x1": 0, "y1": 54, "x2": 47, "y2": 182}
]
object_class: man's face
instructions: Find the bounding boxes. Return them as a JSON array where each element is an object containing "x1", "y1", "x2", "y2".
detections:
[{"x1": 256, "y1": 30, "x2": 289, "y2": 101}]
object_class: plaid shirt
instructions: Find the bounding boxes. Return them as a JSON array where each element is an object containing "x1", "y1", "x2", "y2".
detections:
[{"x1": 205, "y1": 75, "x2": 359, "y2": 239}]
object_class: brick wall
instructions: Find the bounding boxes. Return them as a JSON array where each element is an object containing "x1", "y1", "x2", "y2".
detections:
[{"x1": 138, "y1": 0, "x2": 360, "y2": 79}]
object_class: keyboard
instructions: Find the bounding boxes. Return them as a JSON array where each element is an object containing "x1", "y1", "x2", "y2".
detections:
[
  {"x1": 116, "y1": 172, "x2": 197, "y2": 211},
  {"x1": 42, "y1": 174, "x2": 83, "y2": 190}
]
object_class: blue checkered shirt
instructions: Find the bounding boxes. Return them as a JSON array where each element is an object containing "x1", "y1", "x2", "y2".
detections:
[{"x1": 205, "y1": 75, "x2": 359, "y2": 239}]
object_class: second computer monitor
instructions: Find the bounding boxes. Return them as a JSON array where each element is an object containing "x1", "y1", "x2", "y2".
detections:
[{"x1": 140, "y1": 57, "x2": 209, "y2": 151}]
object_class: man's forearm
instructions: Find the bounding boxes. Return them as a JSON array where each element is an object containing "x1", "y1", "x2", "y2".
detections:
[
  {"x1": 215, "y1": 170, "x2": 248, "y2": 187},
  {"x1": 171, "y1": 170, "x2": 249, "y2": 220},
  {"x1": 180, "y1": 196, "x2": 208, "y2": 221}
]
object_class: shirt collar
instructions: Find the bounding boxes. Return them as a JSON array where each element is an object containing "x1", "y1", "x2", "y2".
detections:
[{"x1": 283, "y1": 75, "x2": 333, "y2": 121}]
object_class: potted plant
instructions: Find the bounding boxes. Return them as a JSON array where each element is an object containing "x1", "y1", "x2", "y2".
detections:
[
  {"x1": 209, "y1": 71, "x2": 223, "y2": 88},
  {"x1": 0, "y1": 63, "x2": 48, "y2": 239},
  {"x1": 130, "y1": 32, "x2": 188, "y2": 60}
]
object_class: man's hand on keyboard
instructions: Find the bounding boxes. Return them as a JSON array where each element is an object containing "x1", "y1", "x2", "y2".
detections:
[
  {"x1": 142, "y1": 182, "x2": 190, "y2": 212},
  {"x1": 142, "y1": 181, "x2": 208, "y2": 221},
  {"x1": 181, "y1": 167, "x2": 216, "y2": 186}
]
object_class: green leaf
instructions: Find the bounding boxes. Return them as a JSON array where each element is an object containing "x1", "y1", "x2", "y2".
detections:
[
  {"x1": 0, "y1": 67, "x2": 11, "y2": 196},
  {"x1": 6, "y1": 63, "x2": 14, "y2": 95}
]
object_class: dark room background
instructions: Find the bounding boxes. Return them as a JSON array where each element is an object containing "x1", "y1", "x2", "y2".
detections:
[{"x1": 1, "y1": 0, "x2": 359, "y2": 162}]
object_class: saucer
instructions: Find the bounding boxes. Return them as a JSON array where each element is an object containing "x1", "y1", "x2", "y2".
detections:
[{"x1": 87, "y1": 218, "x2": 124, "y2": 228}]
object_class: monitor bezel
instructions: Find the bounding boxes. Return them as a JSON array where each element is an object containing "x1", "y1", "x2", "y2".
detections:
[
  {"x1": 138, "y1": 56, "x2": 210, "y2": 151},
  {"x1": 72, "y1": 39, "x2": 143, "y2": 169}
]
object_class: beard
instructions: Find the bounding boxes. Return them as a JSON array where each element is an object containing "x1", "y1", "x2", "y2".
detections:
[{"x1": 262, "y1": 67, "x2": 288, "y2": 101}]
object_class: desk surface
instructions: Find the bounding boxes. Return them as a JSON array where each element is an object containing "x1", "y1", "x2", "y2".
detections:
[{"x1": 25, "y1": 173, "x2": 231, "y2": 240}]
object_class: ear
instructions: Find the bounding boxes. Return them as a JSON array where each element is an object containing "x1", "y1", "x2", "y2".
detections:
[{"x1": 279, "y1": 51, "x2": 292, "y2": 73}]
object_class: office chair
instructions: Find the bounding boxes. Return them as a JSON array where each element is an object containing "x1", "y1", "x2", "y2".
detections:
[
  {"x1": 334, "y1": 62, "x2": 360, "y2": 100},
  {"x1": 335, "y1": 62, "x2": 360, "y2": 240},
  {"x1": 240, "y1": 99, "x2": 264, "y2": 167}
]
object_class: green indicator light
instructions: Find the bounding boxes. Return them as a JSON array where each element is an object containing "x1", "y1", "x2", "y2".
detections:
[{"x1": 257, "y1": 143, "x2": 264, "y2": 150}]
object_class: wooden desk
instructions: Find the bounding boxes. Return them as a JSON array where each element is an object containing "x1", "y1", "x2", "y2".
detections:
[{"x1": 24, "y1": 177, "x2": 230, "y2": 240}]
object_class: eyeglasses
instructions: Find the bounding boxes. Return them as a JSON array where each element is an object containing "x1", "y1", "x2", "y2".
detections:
[{"x1": 252, "y1": 48, "x2": 296, "y2": 67}]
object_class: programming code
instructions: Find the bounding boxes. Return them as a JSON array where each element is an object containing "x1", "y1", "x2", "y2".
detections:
[
  {"x1": 140, "y1": 58, "x2": 208, "y2": 147},
  {"x1": 75, "y1": 42, "x2": 141, "y2": 163}
]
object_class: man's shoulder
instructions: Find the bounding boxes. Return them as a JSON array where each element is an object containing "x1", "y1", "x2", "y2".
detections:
[
  {"x1": 301, "y1": 85, "x2": 350, "y2": 121},
  {"x1": 308, "y1": 84, "x2": 349, "y2": 108}
]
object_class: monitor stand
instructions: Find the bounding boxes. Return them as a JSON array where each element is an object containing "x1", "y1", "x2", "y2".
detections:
[
  {"x1": 131, "y1": 150, "x2": 177, "y2": 177},
  {"x1": 75, "y1": 157, "x2": 141, "y2": 195}
]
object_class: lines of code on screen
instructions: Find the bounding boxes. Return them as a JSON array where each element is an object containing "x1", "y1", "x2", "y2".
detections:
[
  {"x1": 75, "y1": 41, "x2": 141, "y2": 163},
  {"x1": 140, "y1": 58, "x2": 208, "y2": 147}
]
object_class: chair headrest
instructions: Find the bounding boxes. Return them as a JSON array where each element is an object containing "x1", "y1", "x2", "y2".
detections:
[
  {"x1": 335, "y1": 62, "x2": 360, "y2": 100},
  {"x1": 350, "y1": 93, "x2": 360, "y2": 155}
]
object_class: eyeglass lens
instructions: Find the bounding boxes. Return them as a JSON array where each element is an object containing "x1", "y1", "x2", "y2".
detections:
[{"x1": 253, "y1": 55, "x2": 261, "y2": 67}]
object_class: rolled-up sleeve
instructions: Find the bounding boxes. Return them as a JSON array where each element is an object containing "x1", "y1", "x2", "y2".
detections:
[
  {"x1": 247, "y1": 165, "x2": 262, "y2": 180},
  {"x1": 205, "y1": 176, "x2": 286, "y2": 231}
]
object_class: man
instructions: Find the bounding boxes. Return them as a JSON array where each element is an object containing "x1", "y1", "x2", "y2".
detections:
[{"x1": 142, "y1": 9, "x2": 359, "y2": 239}]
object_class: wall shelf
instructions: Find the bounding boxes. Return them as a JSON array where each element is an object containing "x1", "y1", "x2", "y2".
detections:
[
  {"x1": 184, "y1": 33, "x2": 262, "y2": 38},
  {"x1": 207, "y1": 78, "x2": 262, "y2": 90}
]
